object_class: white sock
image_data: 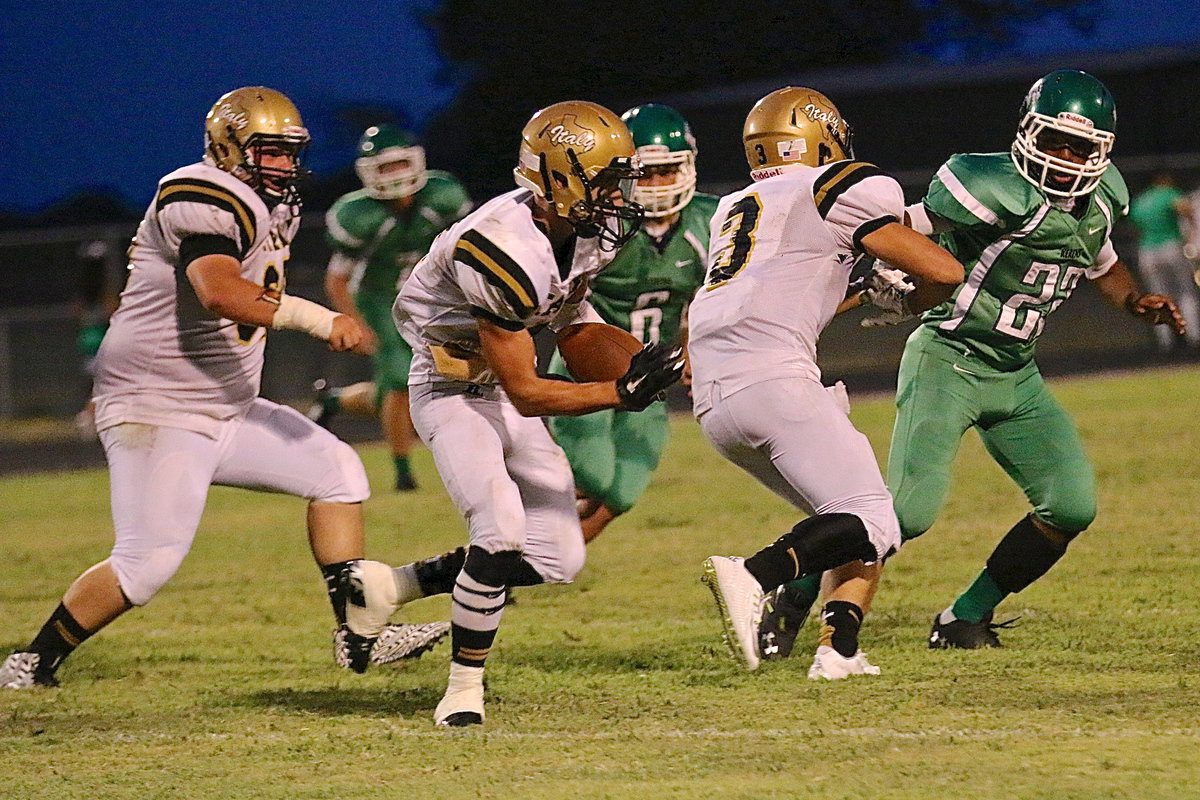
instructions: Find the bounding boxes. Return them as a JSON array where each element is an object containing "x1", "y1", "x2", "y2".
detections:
[{"x1": 938, "y1": 607, "x2": 958, "y2": 625}]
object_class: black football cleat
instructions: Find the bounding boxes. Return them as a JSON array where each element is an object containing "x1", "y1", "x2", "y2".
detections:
[
  {"x1": 758, "y1": 584, "x2": 816, "y2": 660},
  {"x1": 928, "y1": 611, "x2": 1018, "y2": 649}
]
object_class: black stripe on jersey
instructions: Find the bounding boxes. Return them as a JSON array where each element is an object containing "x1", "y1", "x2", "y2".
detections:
[
  {"x1": 813, "y1": 161, "x2": 884, "y2": 219},
  {"x1": 851, "y1": 215, "x2": 899, "y2": 251},
  {"x1": 469, "y1": 305, "x2": 525, "y2": 331},
  {"x1": 455, "y1": 229, "x2": 537, "y2": 316},
  {"x1": 157, "y1": 179, "x2": 257, "y2": 257}
]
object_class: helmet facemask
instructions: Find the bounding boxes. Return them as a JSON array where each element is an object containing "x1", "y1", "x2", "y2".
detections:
[
  {"x1": 245, "y1": 133, "x2": 311, "y2": 205},
  {"x1": 633, "y1": 148, "x2": 696, "y2": 218},
  {"x1": 1013, "y1": 111, "x2": 1113, "y2": 198},
  {"x1": 356, "y1": 144, "x2": 428, "y2": 200},
  {"x1": 544, "y1": 149, "x2": 644, "y2": 251}
]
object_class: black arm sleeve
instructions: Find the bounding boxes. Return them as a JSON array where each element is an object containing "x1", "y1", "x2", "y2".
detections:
[{"x1": 178, "y1": 234, "x2": 240, "y2": 272}]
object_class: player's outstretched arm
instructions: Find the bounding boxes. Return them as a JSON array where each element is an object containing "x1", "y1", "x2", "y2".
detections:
[
  {"x1": 858, "y1": 221, "x2": 964, "y2": 314},
  {"x1": 186, "y1": 253, "x2": 372, "y2": 354},
  {"x1": 1091, "y1": 260, "x2": 1187, "y2": 334},
  {"x1": 478, "y1": 317, "x2": 622, "y2": 417}
]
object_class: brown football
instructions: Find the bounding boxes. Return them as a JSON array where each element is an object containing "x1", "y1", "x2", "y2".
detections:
[{"x1": 556, "y1": 323, "x2": 643, "y2": 382}]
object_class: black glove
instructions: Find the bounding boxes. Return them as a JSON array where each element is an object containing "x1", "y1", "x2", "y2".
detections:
[{"x1": 616, "y1": 343, "x2": 685, "y2": 411}]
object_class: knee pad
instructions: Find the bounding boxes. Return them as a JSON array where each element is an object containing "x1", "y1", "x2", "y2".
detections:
[
  {"x1": 1037, "y1": 500, "x2": 1096, "y2": 537},
  {"x1": 314, "y1": 440, "x2": 370, "y2": 503},
  {"x1": 986, "y1": 515, "x2": 1079, "y2": 595},
  {"x1": 109, "y1": 543, "x2": 189, "y2": 607},
  {"x1": 463, "y1": 546, "x2": 538, "y2": 588},
  {"x1": 790, "y1": 513, "x2": 883, "y2": 573}
]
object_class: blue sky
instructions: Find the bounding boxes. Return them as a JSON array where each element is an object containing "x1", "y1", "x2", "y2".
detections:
[{"x1": 2, "y1": 0, "x2": 1198, "y2": 213}]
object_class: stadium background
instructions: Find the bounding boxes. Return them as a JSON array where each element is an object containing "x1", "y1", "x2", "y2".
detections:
[{"x1": 0, "y1": 1, "x2": 1197, "y2": 440}]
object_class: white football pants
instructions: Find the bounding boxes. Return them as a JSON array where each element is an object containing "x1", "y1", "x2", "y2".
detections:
[
  {"x1": 100, "y1": 398, "x2": 369, "y2": 606},
  {"x1": 409, "y1": 382, "x2": 585, "y2": 584},
  {"x1": 695, "y1": 377, "x2": 900, "y2": 561}
]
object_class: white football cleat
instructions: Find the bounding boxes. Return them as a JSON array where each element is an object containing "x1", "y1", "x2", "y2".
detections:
[
  {"x1": 701, "y1": 556, "x2": 765, "y2": 671},
  {"x1": 332, "y1": 621, "x2": 450, "y2": 669},
  {"x1": 806, "y1": 645, "x2": 882, "y2": 681},
  {"x1": 345, "y1": 559, "x2": 400, "y2": 639},
  {"x1": 435, "y1": 663, "x2": 485, "y2": 727},
  {"x1": 0, "y1": 652, "x2": 56, "y2": 689}
]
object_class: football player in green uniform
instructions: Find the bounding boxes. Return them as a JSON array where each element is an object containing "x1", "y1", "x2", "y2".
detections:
[
  {"x1": 761, "y1": 70, "x2": 1185, "y2": 656},
  {"x1": 548, "y1": 104, "x2": 718, "y2": 542},
  {"x1": 312, "y1": 125, "x2": 471, "y2": 490}
]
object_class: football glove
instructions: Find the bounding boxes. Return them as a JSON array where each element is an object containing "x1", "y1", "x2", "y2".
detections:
[
  {"x1": 616, "y1": 343, "x2": 685, "y2": 411},
  {"x1": 857, "y1": 262, "x2": 916, "y2": 328}
]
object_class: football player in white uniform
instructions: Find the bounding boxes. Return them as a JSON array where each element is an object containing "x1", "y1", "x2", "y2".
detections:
[
  {"x1": 0, "y1": 87, "x2": 430, "y2": 690},
  {"x1": 691, "y1": 88, "x2": 965, "y2": 678},
  {"x1": 389, "y1": 101, "x2": 684, "y2": 726}
]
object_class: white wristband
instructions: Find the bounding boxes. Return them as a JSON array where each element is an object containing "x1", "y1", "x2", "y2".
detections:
[{"x1": 272, "y1": 294, "x2": 340, "y2": 340}]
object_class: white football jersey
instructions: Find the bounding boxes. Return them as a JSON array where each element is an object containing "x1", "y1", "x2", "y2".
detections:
[
  {"x1": 395, "y1": 188, "x2": 605, "y2": 386},
  {"x1": 688, "y1": 160, "x2": 904, "y2": 407},
  {"x1": 92, "y1": 162, "x2": 300, "y2": 437}
]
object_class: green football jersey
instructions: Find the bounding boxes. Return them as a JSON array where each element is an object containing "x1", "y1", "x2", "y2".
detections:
[
  {"x1": 1128, "y1": 184, "x2": 1184, "y2": 247},
  {"x1": 589, "y1": 193, "x2": 719, "y2": 345},
  {"x1": 919, "y1": 153, "x2": 1129, "y2": 370},
  {"x1": 325, "y1": 170, "x2": 471, "y2": 294}
]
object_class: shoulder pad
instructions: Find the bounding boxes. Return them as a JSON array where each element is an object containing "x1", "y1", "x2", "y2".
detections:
[
  {"x1": 156, "y1": 163, "x2": 263, "y2": 255},
  {"x1": 1098, "y1": 163, "x2": 1129, "y2": 212},
  {"x1": 812, "y1": 160, "x2": 887, "y2": 219},
  {"x1": 453, "y1": 215, "x2": 549, "y2": 317},
  {"x1": 927, "y1": 153, "x2": 1039, "y2": 228}
]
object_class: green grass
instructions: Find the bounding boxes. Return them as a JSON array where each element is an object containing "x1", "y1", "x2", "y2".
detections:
[{"x1": 2, "y1": 366, "x2": 1199, "y2": 799}]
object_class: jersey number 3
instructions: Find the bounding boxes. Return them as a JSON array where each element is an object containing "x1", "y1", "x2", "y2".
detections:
[{"x1": 705, "y1": 194, "x2": 762, "y2": 291}]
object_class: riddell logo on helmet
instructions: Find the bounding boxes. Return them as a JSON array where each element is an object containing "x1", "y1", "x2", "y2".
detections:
[
  {"x1": 1057, "y1": 112, "x2": 1094, "y2": 129},
  {"x1": 216, "y1": 104, "x2": 249, "y2": 131},
  {"x1": 544, "y1": 116, "x2": 597, "y2": 153}
]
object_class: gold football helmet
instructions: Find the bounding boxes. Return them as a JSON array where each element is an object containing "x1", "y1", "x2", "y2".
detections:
[
  {"x1": 743, "y1": 87, "x2": 854, "y2": 180},
  {"x1": 513, "y1": 101, "x2": 643, "y2": 249},
  {"x1": 204, "y1": 87, "x2": 311, "y2": 201}
]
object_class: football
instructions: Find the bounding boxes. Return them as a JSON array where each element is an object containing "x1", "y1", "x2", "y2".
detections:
[{"x1": 556, "y1": 323, "x2": 643, "y2": 382}]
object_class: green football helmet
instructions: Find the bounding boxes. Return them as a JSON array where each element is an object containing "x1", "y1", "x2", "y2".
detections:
[
  {"x1": 1012, "y1": 69, "x2": 1116, "y2": 198},
  {"x1": 356, "y1": 124, "x2": 427, "y2": 200},
  {"x1": 621, "y1": 104, "x2": 697, "y2": 218}
]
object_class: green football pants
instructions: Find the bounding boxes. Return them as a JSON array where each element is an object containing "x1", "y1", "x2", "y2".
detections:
[
  {"x1": 887, "y1": 327, "x2": 1096, "y2": 540},
  {"x1": 548, "y1": 389, "x2": 669, "y2": 516},
  {"x1": 355, "y1": 290, "x2": 413, "y2": 399}
]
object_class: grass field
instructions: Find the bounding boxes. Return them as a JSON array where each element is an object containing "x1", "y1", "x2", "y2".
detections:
[{"x1": 2, "y1": 366, "x2": 1198, "y2": 799}]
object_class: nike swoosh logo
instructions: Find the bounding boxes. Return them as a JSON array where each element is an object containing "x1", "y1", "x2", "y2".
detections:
[
  {"x1": 952, "y1": 363, "x2": 978, "y2": 376},
  {"x1": 675, "y1": 260, "x2": 692, "y2": 268},
  {"x1": 626, "y1": 375, "x2": 645, "y2": 393},
  {"x1": 1088, "y1": 225, "x2": 1104, "y2": 234}
]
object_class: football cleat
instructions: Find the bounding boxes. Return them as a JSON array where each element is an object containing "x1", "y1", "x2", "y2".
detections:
[
  {"x1": 0, "y1": 652, "x2": 59, "y2": 689},
  {"x1": 334, "y1": 624, "x2": 375, "y2": 673},
  {"x1": 305, "y1": 379, "x2": 336, "y2": 429},
  {"x1": 701, "y1": 556, "x2": 765, "y2": 671},
  {"x1": 333, "y1": 621, "x2": 450, "y2": 669},
  {"x1": 435, "y1": 663, "x2": 485, "y2": 727},
  {"x1": 928, "y1": 611, "x2": 1018, "y2": 649},
  {"x1": 758, "y1": 584, "x2": 816, "y2": 661},
  {"x1": 806, "y1": 645, "x2": 881, "y2": 681},
  {"x1": 335, "y1": 559, "x2": 402, "y2": 673},
  {"x1": 394, "y1": 471, "x2": 418, "y2": 493}
]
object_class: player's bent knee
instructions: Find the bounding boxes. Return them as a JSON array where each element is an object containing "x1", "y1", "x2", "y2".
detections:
[
  {"x1": 109, "y1": 545, "x2": 189, "y2": 606},
  {"x1": 313, "y1": 440, "x2": 370, "y2": 503},
  {"x1": 1038, "y1": 500, "x2": 1096, "y2": 536}
]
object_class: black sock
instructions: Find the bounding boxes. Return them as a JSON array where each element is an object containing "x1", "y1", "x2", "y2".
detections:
[
  {"x1": 28, "y1": 603, "x2": 92, "y2": 675},
  {"x1": 818, "y1": 600, "x2": 863, "y2": 658},
  {"x1": 320, "y1": 560, "x2": 357, "y2": 625},
  {"x1": 414, "y1": 548, "x2": 467, "y2": 597}
]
